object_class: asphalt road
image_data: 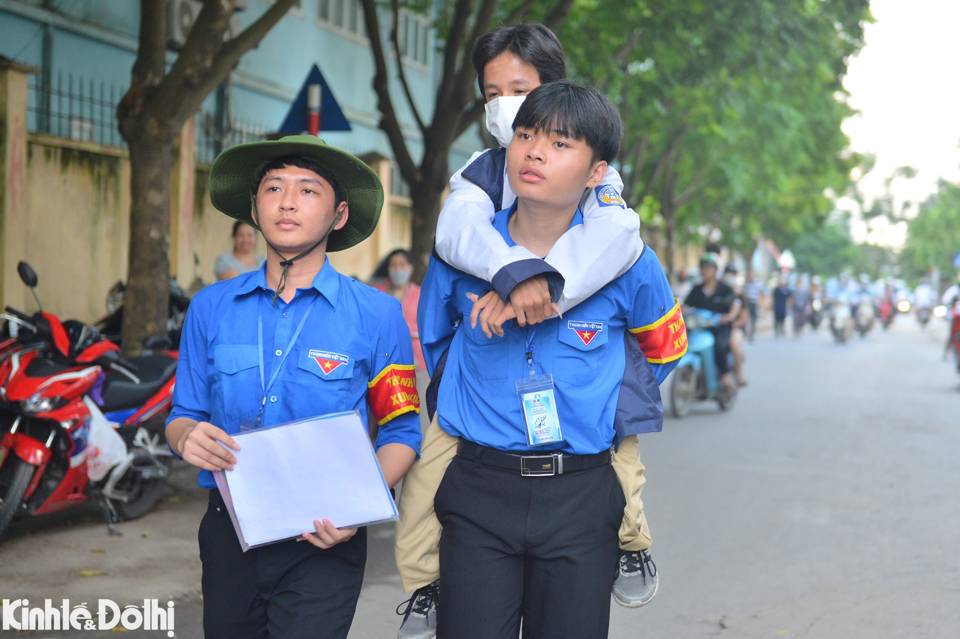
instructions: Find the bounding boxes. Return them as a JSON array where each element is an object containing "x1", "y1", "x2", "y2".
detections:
[{"x1": 1, "y1": 314, "x2": 958, "y2": 638}]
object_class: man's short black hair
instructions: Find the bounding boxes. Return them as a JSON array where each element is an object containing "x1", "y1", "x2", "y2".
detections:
[
  {"x1": 512, "y1": 80, "x2": 623, "y2": 163},
  {"x1": 253, "y1": 156, "x2": 343, "y2": 205},
  {"x1": 472, "y1": 24, "x2": 566, "y2": 95}
]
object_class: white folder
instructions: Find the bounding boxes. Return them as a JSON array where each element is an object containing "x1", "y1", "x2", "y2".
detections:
[{"x1": 213, "y1": 411, "x2": 397, "y2": 551}]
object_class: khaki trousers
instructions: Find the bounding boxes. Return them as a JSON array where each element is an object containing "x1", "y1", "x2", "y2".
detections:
[{"x1": 394, "y1": 416, "x2": 652, "y2": 593}]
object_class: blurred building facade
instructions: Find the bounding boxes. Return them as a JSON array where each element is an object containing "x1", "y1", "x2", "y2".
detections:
[{"x1": 0, "y1": 0, "x2": 476, "y2": 320}]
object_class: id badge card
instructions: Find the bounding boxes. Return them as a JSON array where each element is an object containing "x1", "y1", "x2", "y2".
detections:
[{"x1": 516, "y1": 374, "x2": 563, "y2": 446}]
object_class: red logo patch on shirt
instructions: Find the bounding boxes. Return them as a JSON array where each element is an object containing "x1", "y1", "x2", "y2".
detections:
[
  {"x1": 568, "y1": 321, "x2": 604, "y2": 347},
  {"x1": 309, "y1": 350, "x2": 349, "y2": 375}
]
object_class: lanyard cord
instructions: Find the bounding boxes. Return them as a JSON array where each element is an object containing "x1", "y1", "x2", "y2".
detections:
[
  {"x1": 255, "y1": 292, "x2": 317, "y2": 426},
  {"x1": 524, "y1": 326, "x2": 538, "y2": 377}
]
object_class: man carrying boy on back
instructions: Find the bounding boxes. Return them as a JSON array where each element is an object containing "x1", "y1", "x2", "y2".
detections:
[
  {"x1": 419, "y1": 80, "x2": 684, "y2": 638},
  {"x1": 395, "y1": 25, "x2": 681, "y2": 639}
]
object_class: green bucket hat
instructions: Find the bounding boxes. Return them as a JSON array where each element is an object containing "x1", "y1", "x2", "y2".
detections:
[{"x1": 208, "y1": 135, "x2": 384, "y2": 253}]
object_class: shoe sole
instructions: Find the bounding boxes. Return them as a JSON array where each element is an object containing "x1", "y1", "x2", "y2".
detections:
[{"x1": 612, "y1": 578, "x2": 659, "y2": 609}]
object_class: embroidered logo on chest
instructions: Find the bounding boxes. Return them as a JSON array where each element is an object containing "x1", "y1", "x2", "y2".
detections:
[
  {"x1": 567, "y1": 321, "x2": 604, "y2": 346},
  {"x1": 309, "y1": 350, "x2": 349, "y2": 375}
]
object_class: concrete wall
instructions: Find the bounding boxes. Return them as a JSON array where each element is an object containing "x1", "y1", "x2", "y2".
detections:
[
  {"x1": 2, "y1": 136, "x2": 403, "y2": 326},
  {"x1": 13, "y1": 134, "x2": 130, "y2": 322}
]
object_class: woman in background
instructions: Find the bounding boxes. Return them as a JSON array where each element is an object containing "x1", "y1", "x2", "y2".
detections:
[
  {"x1": 372, "y1": 249, "x2": 426, "y2": 372},
  {"x1": 214, "y1": 221, "x2": 265, "y2": 280}
]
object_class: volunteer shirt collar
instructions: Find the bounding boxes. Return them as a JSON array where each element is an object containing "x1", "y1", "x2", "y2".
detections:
[
  {"x1": 233, "y1": 257, "x2": 340, "y2": 307},
  {"x1": 494, "y1": 201, "x2": 584, "y2": 248}
]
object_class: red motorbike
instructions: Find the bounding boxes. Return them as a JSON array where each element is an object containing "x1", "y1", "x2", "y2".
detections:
[
  {"x1": 878, "y1": 298, "x2": 895, "y2": 330},
  {"x1": 948, "y1": 302, "x2": 960, "y2": 378},
  {"x1": 0, "y1": 262, "x2": 177, "y2": 538}
]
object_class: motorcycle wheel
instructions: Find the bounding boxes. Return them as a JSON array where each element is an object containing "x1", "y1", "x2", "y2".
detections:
[
  {"x1": 109, "y1": 450, "x2": 173, "y2": 521},
  {"x1": 717, "y1": 384, "x2": 738, "y2": 411},
  {"x1": 0, "y1": 458, "x2": 34, "y2": 538},
  {"x1": 669, "y1": 365, "x2": 697, "y2": 418}
]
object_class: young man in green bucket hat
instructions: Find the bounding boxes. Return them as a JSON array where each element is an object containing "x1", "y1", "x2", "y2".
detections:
[{"x1": 165, "y1": 135, "x2": 422, "y2": 639}]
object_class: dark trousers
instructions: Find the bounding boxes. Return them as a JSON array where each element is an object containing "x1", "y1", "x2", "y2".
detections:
[
  {"x1": 747, "y1": 301, "x2": 759, "y2": 341},
  {"x1": 710, "y1": 325, "x2": 732, "y2": 376},
  {"x1": 435, "y1": 454, "x2": 624, "y2": 639},
  {"x1": 774, "y1": 310, "x2": 787, "y2": 337},
  {"x1": 199, "y1": 490, "x2": 366, "y2": 639}
]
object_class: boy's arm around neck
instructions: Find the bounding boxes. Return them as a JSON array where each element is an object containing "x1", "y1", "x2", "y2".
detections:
[
  {"x1": 544, "y1": 165, "x2": 643, "y2": 313},
  {"x1": 435, "y1": 149, "x2": 564, "y2": 304}
]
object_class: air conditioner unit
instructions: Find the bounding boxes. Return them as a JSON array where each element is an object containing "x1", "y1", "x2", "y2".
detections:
[{"x1": 168, "y1": 0, "x2": 244, "y2": 50}]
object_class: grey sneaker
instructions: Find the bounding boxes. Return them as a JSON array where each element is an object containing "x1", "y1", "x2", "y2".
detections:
[
  {"x1": 612, "y1": 549, "x2": 658, "y2": 608},
  {"x1": 397, "y1": 580, "x2": 439, "y2": 639}
]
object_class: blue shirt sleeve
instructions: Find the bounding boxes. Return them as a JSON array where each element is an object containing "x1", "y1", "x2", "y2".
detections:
[
  {"x1": 167, "y1": 295, "x2": 212, "y2": 428},
  {"x1": 369, "y1": 300, "x2": 422, "y2": 456},
  {"x1": 626, "y1": 252, "x2": 686, "y2": 383}
]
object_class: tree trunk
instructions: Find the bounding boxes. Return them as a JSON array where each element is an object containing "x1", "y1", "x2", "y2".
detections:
[
  {"x1": 409, "y1": 143, "x2": 450, "y2": 282},
  {"x1": 121, "y1": 136, "x2": 174, "y2": 355}
]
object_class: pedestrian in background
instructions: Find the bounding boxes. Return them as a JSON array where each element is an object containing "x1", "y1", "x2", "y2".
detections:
[
  {"x1": 214, "y1": 220, "x2": 266, "y2": 280},
  {"x1": 773, "y1": 275, "x2": 793, "y2": 338},
  {"x1": 372, "y1": 249, "x2": 426, "y2": 372},
  {"x1": 743, "y1": 267, "x2": 765, "y2": 342},
  {"x1": 723, "y1": 265, "x2": 749, "y2": 386},
  {"x1": 792, "y1": 274, "x2": 810, "y2": 336}
]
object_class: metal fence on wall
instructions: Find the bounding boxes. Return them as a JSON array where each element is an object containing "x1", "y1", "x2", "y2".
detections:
[
  {"x1": 194, "y1": 111, "x2": 271, "y2": 165},
  {"x1": 26, "y1": 71, "x2": 272, "y2": 162},
  {"x1": 27, "y1": 72, "x2": 126, "y2": 147}
]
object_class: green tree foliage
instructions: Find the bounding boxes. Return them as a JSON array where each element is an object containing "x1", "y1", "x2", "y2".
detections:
[
  {"x1": 358, "y1": 0, "x2": 574, "y2": 278},
  {"x1": 898, "y1": 178, "x2": 960, "y2": 283},
  {"x1": 793, "y1": 218, "x2": 858, "y2": 276},
  {"x1": 557, "y1": 0, "x2": 871, "y2": 272}
]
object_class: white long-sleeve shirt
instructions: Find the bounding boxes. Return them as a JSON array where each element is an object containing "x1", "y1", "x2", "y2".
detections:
[{"x1": 434, "y1": 149, "x2": 644, "y2": 313}]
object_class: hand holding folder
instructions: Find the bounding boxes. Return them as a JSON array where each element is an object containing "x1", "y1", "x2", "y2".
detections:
[{"x1": 213, "y1": 411, "x2": 397, "y2": 551}]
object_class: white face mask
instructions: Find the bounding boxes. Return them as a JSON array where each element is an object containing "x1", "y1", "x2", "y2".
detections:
[
  {"x1": 484, "y1": 95, "x2": 527, "y2": 148},
  {"x1": 389, "y1": 269, "x2": 412, "y2": 288}
]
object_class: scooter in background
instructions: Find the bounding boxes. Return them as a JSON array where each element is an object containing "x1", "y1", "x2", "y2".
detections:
[
  {"x1": 667, "y1": 309, "x2": 736, "y2": 418},
  {"x1": 830, "y1": 294, "x2": 854, "y2": 344},
  {"x1": 855, "y1": 297, "x2": 876, "y2": 337}
]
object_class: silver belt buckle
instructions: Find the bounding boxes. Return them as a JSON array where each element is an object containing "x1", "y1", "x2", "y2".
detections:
[{"x1": 520, "y1": 454, "x2": 561, "y2": 476}]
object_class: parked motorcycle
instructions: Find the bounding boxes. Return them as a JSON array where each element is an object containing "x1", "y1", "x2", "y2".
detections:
[
  {"x1": 830, "y1": 295, "x2": 854, "y2": 344},
  {"x1": 0, "y1": 262, "x2": 176, "y2": 538},
  {"x1": 95, "y1": 279, "x2": 190, "y2": 350},
  {"x1": 667, "y1": 309, "x2": 737, "y2": 418}
]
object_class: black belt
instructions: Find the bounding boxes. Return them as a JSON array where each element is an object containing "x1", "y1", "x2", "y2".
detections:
[{"x1": 457, "y1": 440, "x2": 610, "y2": 477}]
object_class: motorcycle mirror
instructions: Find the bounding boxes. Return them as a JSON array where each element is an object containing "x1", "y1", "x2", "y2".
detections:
[
  {"x1": 16, "y1": 261, "x2": 43, "y2": 312},
  {"x1": 17, "y1": 261, "x2": 38, "y2": 288}
]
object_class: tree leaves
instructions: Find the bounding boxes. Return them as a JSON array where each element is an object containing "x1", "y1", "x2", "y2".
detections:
[{"x1": 557, "y1": 0, "x2": 871, "y2": 268}]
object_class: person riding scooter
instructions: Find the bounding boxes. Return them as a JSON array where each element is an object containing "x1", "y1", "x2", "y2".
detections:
[{"x1": 684, "y1": 253, "x2": 740, "y2": 390}]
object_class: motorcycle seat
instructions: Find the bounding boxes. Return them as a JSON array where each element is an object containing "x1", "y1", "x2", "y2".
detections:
[{"x1": 99, "y1": 354, "x2": 177, "y2": 413}]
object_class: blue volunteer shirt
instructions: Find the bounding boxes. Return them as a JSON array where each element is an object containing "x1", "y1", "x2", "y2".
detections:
[
  {"x1": 168, "y1": 258, "x2": 422, "y2": 490},
  {"x1": 419, "y1": 204, "x2": 683, "y2": 455}
]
